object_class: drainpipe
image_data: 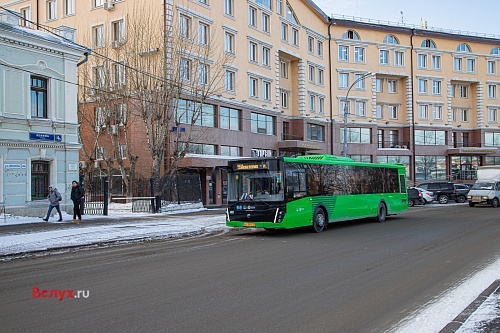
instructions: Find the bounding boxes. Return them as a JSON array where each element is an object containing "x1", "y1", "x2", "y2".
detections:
[
  {"x1": 328, "y1": 18, "x2": 334, "y2": 155},
  {"x1": 77, "y1": 52, "x2": 89, "y2": 67},
  {"x1": 410, "y1": 29, "x2": 416, "y2": 186}
]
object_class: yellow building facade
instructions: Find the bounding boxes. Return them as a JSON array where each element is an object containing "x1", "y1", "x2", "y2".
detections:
[{"x1": 2, "y1": 0, "x2": 499, "y2": 204}]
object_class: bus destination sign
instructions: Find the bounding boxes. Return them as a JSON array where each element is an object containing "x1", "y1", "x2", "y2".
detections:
[{"x1": 234, "y1": 163, "x2": 268, "y2": 171}]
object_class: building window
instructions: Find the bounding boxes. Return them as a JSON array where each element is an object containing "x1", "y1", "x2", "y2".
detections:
[
  {"x1": 339, "y1": 73, "x2": 349, "y2": 88},
  {"x1": 179, "y1": 14, "x2": 191, "y2": 39},
  {"x1": 414, "y1": 130, "x2": 446, "y2": 145},
  {"x1": 375, "y1": 105, "x2": 382, "y2": 118},
  {"x1": 433, "y1": 105, "x2": 443, "y2": 120},
  {"x1": 488, "y1": 85, "x2": 497, "y2": 99},
  {"x1": 249, "y1": 41, "x2": 258, "y2": 62},
  {"x1": 31, "y1": 76, "x2": 48, "y2": 118},
  {"x1": 292, "y1": 28, "x2": 299, "y2": 46},
  {"x1": 317, "y1": 41, "x2": 323, "y2": 57},
  {"x1": 383, "y1": 35, "x2": 399, "y2": 44},
  {"x1": 256, "y1": 0, "x2": 271, "y2": 9},
  {"x1": 460, "y1": 109, "x2": 469, "y2": 122},
  {"x1": 467, "y1": 59, "x2": 475, "y2": 73},
  {"x1": 318, "y1": 97, "x2": 324, "y2": 114},
  {"x1": 219, "y1": 107, "x2": 240, "y2": 130},
  {"x1": 93, "y1": 65, "x2": 106, "y2": 88},
  {"x1": 354, "y1": 47, "x2": 364, "y2": 62},
  {"x1": 262, "y1": 81, "x2": 271, "y2": 101},
  {"x1": 454, "y1": 58, "x2": 463, "y2": 72},
  {"x1": 318, "y1": 69, "x2": 324, "y2": 85},
  {"x1": 457, "y1": 43, "x2": 471, "y2": 52},
  {"x1": 342, "y1": 30, "x2": 360, "y2": 40},
  {"x1": 281, "y1": 90, "x2": 289, "y2": 108},
  {"x1": 418, "y1": 54, "x2": 427, "y2": 68},
  {"x1": 113, "y1": 62, "x2": 126, "y2": 88},
  {"x1": 198, "y1": 63, "x2": 209, "y2": 85},
  {"x1": 389, "y1": 130, "x2": 399, "y2": 147},
  {"x1": 388, "y1": 80, "x2": 397, "y2": 93},
  {"x1": 377, "y1": 129, "x2": 384, "y2": 147},
  {"x1": 180, "y1": 58, "x2": 191, "y2": 81},
  {"x1": 249, "y1": 77, "x2": 259, "y2": 97},
  {"x1": 340, "y1": 127, "x2": 371, "y2": 144},
  {"x1": 308, "y1": 65, "x2": 315, "y2": 83},
  {"x1": 309, "y1": 94, "x2": 316, "y2": 112},
  {"x1": 280, "y1": 61, "x2": 288, "y2": 78},
  {"x1": 31, "y1": 161, "x2": 50, "y2": 200},
  {"x1": 276, "y1": 0, "x2": 282, "y2": 15},
  {"x1": 432, "y1": 80, "x2": 441, "y2": 95},
  {"x1": 488, "y1": 108, "x2": 498, "y2": 122},
  {"x1": 488, "y1": 61, "x2": 496, "y2": 75},
  {"x1": 262, "y1": 13, "x2": 270, "y2": 33},
  {"x1": 418, "y1": 79, "x2": 427, "y2": 94},
  {"x1": 307, "y1": 124, "x2": 324, "y2": 141},
  {"x1": 225, "y1": 70, "x2": 235, "y2": 92},
  {"x1": 64, "y1": 0, "x2": 75, "y2": 16},
  {"x1": 380, "y1": 50, "x2": 389, "y2": 65},
  {"x1": 111, "y1": 20, "x2": 125, "y2": 44},
  {"x1": 432, "y1": 55, "x2": 441, "y2": 70},
  {"x1": 394, "y1": 51, "x2": 404, "y2": 66},
  {"x1": 354, "y1": 73, "x2": 365, "y2": 89},
  {"x1": 389, "y1": 105, "x2": 398, "y2": 119},
  {"x1": 198, "y1": 22, "x2": 209, "y2": 46},
  {"x1": 308, "y1": 36, "x2": 314, "y2": 53},
  {"x1": 338, "y1": 45, "x2": 348, "y2": 61},
  {"x1": 95, "y1": 107, "x2": 105, "y2": 129},
  {"x1": 418, "y1": 104, "x2": 429, "y2": 120},
  {"x1": 224, "y1": 31, "x2": 235, "y2": 54},
  {"x1": 421, "y1": 39, "x2": 436, "y2": 48},
  {"x1": 175, "y1": 99, "x2": 215, "y2": 127},
  {"x1": 459, "y1": 85, "x2": 468, "y2": 98},
  {"x1": 262, "y1": 47, "x2": 270, "y2": 67},
  {"x1": 355, "y1": 101, "x2": 365, "y2": 117},
  {"x1": 92, "y1": 24, "x2": 105, "y2": 49},
  {"x1": 248, "y1": 7, "x2": 257, "y2": 27},
  {"x1": 450, "y1": 84, "x2": 455, "y2": 97},
  {"x1": 375, "y1": 79, "x2": 383, "y2": 92},
  {"x1": 46, "y1": 0, "x2": 57, "y2": 20},
  {"x1": 20, "y1": 7, "x2": 31, "y2": 27},
  {"x1": 220, "y1": 146, "x2": 241, "y2": 156},
  {"x1": 224, "y1": 0, "x2": 234, "y2": 16},
  {"x1": 485, "y1": 132, "x2": 500, "y2": 146},
  {"x1": 281, "y1": 23, "x2": 288, "y2": 41},
  {"x1": 251, "y1": 112, "x2": 274, "y2": 135},
  {"x1": 93, "y1": 0, "x2": 104, "y2": 7}
]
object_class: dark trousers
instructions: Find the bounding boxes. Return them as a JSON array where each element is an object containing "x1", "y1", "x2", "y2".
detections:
[
  {"x1": 73, "y1": 200, "x2": 82, "y2": 220},
  {"x1": 46, "y1": 205, "x2": 63, "y2": 220}
]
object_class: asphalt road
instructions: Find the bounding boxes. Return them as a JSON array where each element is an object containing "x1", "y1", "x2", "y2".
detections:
[{"x1": 0, "y1": 205, "x2": 499, "y2": 333}]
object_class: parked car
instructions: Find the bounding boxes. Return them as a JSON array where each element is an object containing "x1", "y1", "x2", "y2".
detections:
[
  {"x1": 453, "y1": 184, "x2": 470, "y2": 203},
  {"x1": 411, "y1": 187, "x2": 434, "y2": 204},
  {"x1": 417, "y1": 182, "x2": 458, "y2": 204},
  {"x1": 408, "y1": 188, "x2": 424, "y2": 207}
]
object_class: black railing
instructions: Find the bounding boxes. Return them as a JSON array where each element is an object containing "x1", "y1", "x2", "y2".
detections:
[{"x1": 378, "y1": 141, "x2": 410, "y2": 149}]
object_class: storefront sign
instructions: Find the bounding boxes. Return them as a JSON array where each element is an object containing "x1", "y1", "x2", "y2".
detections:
[
  {"x1": 29, "y1": 132, "x2": 63, "y2": 142},
  {"x1": 252, "y1": 149, "x2": 273, "y2": 157}
]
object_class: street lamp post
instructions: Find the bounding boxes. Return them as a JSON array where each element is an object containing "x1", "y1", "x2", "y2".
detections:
[{"x1": 342, "y1": 72, "x2": 374, "y2": 157}]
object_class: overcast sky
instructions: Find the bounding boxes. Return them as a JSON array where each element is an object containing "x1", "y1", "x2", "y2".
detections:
[{"x1": 313, "y1": 0, "x2": 499, "y2": 37}]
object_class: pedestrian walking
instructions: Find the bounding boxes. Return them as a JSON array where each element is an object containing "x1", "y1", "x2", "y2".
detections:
[
  {"x1": 70, "y1": 180, "x2": 83, "y2": 223},
  {"x1": 43, "y1": 185, "x2": 63, "y2": 222}
]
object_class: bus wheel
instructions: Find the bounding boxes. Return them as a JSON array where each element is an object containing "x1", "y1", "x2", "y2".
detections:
[
  {"x1": 376, "y1": 202, "x2": 387, "y2": 223},
  {"x1": 312, "y1": 207, "x2": 326, "y2": 233}
]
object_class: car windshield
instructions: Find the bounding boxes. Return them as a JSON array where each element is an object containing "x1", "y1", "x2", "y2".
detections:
[
  {"x1": 228, "y1": 171, "x2": 284, "y2": 202},
  {"x1": 472, "y1": 182, "x2": 495, "y2": 190}
]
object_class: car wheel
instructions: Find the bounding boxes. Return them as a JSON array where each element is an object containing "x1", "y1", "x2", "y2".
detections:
[
  {"x1": 312, "y1": 207, "x2": 326, "y2": 233},
  {"x1": 492, "y1": 198, "x2": 499, "y2": 208},
  {"x1": 376, "y1": 202, "x2": 387, "y2": 223},
  {"x1": 423, "y1": 199, "x2": 427, "y2": 205},
  {"x1": 408, "y1": 199, "x2": 414, "y2": 207},
  {"x1": 469, "y1": 202, "x2": 476, "y2": 207},
  {"x1": 457, "y1": 195, "x2": 466, "y2": 203},
  {"x1": 438, "y1": 194, "x2": 449, "y2": 204}
]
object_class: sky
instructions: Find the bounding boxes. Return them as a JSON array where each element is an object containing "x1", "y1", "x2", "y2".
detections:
[{"x1": 313, "y1": 0, "x2": 499, "y2": 37}]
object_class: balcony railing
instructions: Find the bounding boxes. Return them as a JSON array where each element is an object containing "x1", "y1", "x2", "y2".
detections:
[
  {"x1": 282, "y1": 134, "x2": 304, "y2": 141},
  {"x1": 378, "y1": 141, "x2": 410, "y2": 149}
]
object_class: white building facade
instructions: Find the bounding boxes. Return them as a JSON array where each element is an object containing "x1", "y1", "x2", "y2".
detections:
[{"x1": 0, "y1": 10, "x2": 88, "y2": 216}]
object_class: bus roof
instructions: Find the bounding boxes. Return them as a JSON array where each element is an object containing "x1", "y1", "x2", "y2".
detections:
[{"x1": 284, "y1": 155, "x2": 405, "y2": 169}]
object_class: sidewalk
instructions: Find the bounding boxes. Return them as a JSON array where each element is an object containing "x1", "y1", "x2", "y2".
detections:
[{"x1": 1, "y1": 207, "x2": 498, "y2": 333}]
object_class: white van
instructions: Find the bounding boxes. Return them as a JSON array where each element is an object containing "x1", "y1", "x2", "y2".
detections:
[{"x1": 467, "y1": 180, "x2": 500, "y2": 207}]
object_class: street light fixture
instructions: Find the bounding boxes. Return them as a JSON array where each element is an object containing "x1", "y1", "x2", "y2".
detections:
[{"x1": 342, "y1": 72, "x2": 375, "y2": 157}]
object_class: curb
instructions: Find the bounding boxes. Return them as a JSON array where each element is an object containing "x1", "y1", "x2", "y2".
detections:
[{"x1": 439, "y1": 279, "x2": 500, "y2": 333}]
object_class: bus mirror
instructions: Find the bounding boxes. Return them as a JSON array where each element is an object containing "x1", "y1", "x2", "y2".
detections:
[{"x1": 286, "y1": 186, "x2": 294, "y2": 199}]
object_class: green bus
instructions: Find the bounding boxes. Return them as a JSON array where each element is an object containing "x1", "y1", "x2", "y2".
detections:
[{"x1": 226, "y1": 155, "x2": 408, "y2": 232}]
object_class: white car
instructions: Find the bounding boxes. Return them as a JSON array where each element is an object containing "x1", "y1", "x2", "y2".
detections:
[{"x1": 411, "y1": 187, "x2": 434, "y2": 204}]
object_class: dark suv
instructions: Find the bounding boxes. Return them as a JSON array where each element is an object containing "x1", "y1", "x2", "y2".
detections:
[{"x1": 417, "y1": 182, "x2": 457, "y2": 204}]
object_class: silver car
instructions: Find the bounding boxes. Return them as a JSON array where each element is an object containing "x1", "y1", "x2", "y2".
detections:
[{"x1": 412, "y1": 187, "x2": 434, "y2": 204}]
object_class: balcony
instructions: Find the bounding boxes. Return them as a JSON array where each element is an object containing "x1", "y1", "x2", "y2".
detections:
[
  {"x1": 377, "y1": 141, "x2": 410, "y2": 149},
  {"x1": 279, "y1": 133, "x2": 324, "y2": 152}
]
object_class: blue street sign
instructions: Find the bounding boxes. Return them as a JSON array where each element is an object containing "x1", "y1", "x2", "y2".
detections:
[{"x1": 29, "y1": 132, "x2": 63, "y2": 142}]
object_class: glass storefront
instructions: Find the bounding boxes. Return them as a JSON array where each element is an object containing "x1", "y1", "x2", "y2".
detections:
[
  {"x1": 451, "y1": 156, "x2": 480, "y2": 180},
  {"x1": 415, "y1": 156, "x2": 446, "y2": 180}
]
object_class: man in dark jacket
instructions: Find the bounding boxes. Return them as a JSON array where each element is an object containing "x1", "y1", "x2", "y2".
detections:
[
  {"x1": 70, "y1": 180, "x2": 83, "y2": 223},
  {"x1": 43, "y1": 185, "x2": 63, "y2": 222}
]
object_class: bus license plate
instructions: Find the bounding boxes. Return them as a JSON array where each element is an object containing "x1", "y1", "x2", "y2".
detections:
[{"x1": 243, "y1": 222, "x2": 256, "y2": 227}]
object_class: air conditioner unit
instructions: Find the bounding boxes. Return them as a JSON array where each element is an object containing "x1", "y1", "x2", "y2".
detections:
[
  {"x1": 94, "y1": 160, "x2": 101, "y2": 168},
  {"x1": 109, "y1": 125, "x2": 118, "y2": 135},
  {"x1": 103, "y1": 2, "x2": 115, "y2": 10},
  {"x1": 87, "y1": 87, "x2": 96, "y2": 96},
  {"x1": 79, "y1": 161, "x2": 87, "y2": 169}
]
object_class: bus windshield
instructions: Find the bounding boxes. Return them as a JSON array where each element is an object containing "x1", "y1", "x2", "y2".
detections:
[{"x1": 228, "y1": 171, "x2": 284, "y2": 202}]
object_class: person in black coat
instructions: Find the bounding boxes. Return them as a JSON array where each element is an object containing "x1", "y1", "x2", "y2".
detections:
[{"x1": 70, "y1": 180, "x2": 83, "y2": 223}]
